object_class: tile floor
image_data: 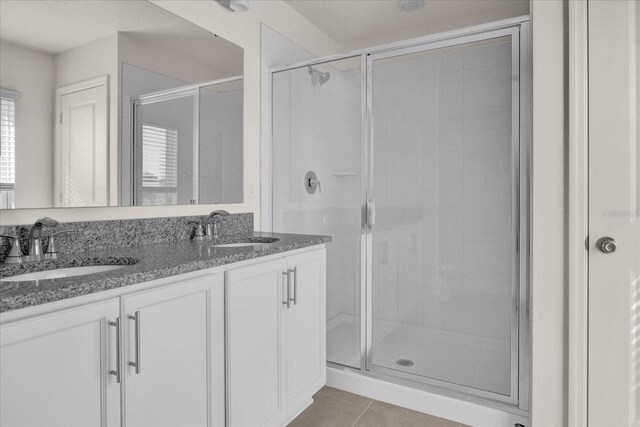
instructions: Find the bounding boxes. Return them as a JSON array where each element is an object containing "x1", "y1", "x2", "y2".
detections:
[{"x1": 289, "y1": 386, "x2": 468, "y2": 427}]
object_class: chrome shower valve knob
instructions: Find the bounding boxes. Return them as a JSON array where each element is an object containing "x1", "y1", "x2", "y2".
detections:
[{"x1": 304, "y1": 171, "x2": 321, "y2": 194}]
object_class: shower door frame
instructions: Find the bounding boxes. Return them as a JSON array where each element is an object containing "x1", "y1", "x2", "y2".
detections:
[
  {"x1": 364, "y1": 25, "x2": 527, "y2": 409},
  {"x1": 267, "y1": 16, "x2": 530, "y2": 414}
]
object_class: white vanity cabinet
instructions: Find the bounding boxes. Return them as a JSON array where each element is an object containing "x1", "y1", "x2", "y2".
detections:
[
  {"x1": 0, "y1": 244, "x2": 326, "y2": 427},
  {"x1": 226, "y1": 248, "x2": 326, "y2": 427},
  {"x1": 284, "y1": 250, "x2": 326, "y2": 417},
  {"x1": 121, "y1": 274, "x2": 225, "y2": 427},
  {"x1": 226, "y1": 258, "x2": 286, "y2": 427},
  {"x1": 0, "y1": 272, "x2": 224, "y2": 427},
  {"x1": 0, "y1": 299, "x2": 122, "y2": 427}
]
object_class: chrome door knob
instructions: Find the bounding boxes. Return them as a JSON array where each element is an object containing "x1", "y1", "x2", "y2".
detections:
[{"x1": 597, "y1": 237, "x2": 617, "y2": 254}]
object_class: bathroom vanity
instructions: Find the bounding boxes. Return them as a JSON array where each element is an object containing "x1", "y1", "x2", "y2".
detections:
[{"x1": 0, "y1": 227, "x2": 329, "y2": 427}]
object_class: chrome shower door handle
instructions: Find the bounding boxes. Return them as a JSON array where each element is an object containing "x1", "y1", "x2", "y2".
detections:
[
  {"x1": 108, "y1": 318, "x2": 121, "y2": 383},
  {"x1": 367, "y1": 200, "x2": 376, "y2": 227},
  {"x1": 128, "y1": 311, "x2": 141, "y2": 374},
  {"x1": 288, "y1": 267, "x2": 298, "y2": 305},
  {"x1": 282, "y1": 271, "x2": 291, "y2": 308}
]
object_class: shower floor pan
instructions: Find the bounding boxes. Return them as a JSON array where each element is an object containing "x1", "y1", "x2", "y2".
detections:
[{"x1": 327, "y1": 314, "x2": 511, "y2": 396}]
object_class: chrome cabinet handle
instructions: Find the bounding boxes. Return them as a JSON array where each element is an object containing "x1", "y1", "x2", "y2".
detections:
[
  {"x1": 108, "y1": 318, "x2": 121, "y2": 383},
  {"x1": 289, "y1": 267, "x2": 298, "y2": 305},
  {"x1": 597, "y1": 237, "x2": 617, "y2": 254},
  {"x1": 128, "y1": 311, "x2": 141, "y2": 374},
  {"x1": 282, "y1": 271, "x2": 290, "y2": 308}
]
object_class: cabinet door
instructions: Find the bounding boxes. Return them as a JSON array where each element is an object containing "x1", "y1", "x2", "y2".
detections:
[
  {"x1": 226, "y1": 259, "x2": 286, "y2": 427},
  {"x1": 122, "y1": 273, "x2": 224, "y2": 427},
  {"x1": 285, "y1": 249, "x2": 326, "y2": 414},
  {"x1": 0, "y1": 299, "x2": 121, "y2": 427}
]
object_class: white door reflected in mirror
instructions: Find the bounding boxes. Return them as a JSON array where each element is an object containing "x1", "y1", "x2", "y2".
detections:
[{"x1": 56, "y1": 77, "x2": 108, "y2": 207}]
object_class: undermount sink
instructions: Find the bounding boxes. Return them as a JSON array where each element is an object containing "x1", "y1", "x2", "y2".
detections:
[
  {"x1": 0, "y1": 265, "x2": 127, "y2": 282},
  {"x1": 211, "y1": 237, "x2": 280, "y2": 248},
  {"x1": 212, "y1": 243, "x2": 261, "y2": 248}
]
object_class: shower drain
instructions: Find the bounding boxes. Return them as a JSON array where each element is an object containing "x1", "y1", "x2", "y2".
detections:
[{"x1": 396, "y1": 359, "x2": 414, "y2": 367}]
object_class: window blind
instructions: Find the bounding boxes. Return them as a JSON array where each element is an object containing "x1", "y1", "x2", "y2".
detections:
[
  {"x1": 0, "y1": 96, "x2": 16, "y2": 190},
  {"x1": 141, "y1": 124, "x2": 177, "y2": 189}
]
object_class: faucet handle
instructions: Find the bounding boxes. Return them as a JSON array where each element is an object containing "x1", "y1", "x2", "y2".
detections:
[
  {"x1": 189, "y1": 221, "x2": 205, "y2": 241},
  {"x1": 45, "y1": 230, "x2": 80, "y2": 258},
  {"x1": 1, "y1": 235, "x2": 25, "y2": 264}
]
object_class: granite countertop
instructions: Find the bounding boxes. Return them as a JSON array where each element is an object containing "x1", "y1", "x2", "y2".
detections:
[{"x1": 0, "y1": 232, "x2": 331, "y2": 313}]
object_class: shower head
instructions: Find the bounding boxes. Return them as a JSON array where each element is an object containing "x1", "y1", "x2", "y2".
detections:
[{"x1": 308, "y1": 66, "x2": 331, "y2": 86}]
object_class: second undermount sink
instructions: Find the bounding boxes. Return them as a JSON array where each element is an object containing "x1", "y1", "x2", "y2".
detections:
[
  {"x1": 212, "y1": 242, "x2": 261, "y2": 248},
  {"x1": 211, "y1": 237, "x2": 280, "y2": 248},
  {"x1": 0, "y1": 265, "x2": 127, "y2": 282}
]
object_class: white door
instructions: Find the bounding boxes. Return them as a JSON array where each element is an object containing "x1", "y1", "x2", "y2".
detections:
[
  {"x1": 122, "y1": 274, "x2": 225, "y2": 427},
  {"x1": 0, "y1": 299, "x2": 121, "y2": 427},
  {"x1": 56, "y1": 78, "x2": 108, "y2": 207},
  {"x1": 226, "y1": 259, "x2": 285, "y2": 427},
  {"x1": 285, "y1": 249, "x2": 326, "y2": 414},
  {"x1": 588, "y1": 1, "x2": 640, "y2": 425}
]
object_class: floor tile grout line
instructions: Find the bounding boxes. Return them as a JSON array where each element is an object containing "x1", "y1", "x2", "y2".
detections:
[
  {"x1": 361, "y1": 400, "x2": 462, "y2": 427},
  {"x1": 316, "y1": 390, "x2": 374, "y2": 409},
  {"x1": 314, "y1": 389, "x2": 461, "y2": 426},
  {"x1": 349, "y1": 400, "x2": 373, "y2": 427}
]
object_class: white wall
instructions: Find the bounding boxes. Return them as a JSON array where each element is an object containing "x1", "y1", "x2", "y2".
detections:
[
  {"x1": 118, "y1": 32, "x2": 230, "y2": 85},
  {"x1": 54, "y1": 34, "x2": 119, "y2": 205},
  {"x1": 530, "y1": 0, "x2": 566, "y2": 425},
  {"x1": 0, "y1": 42, "x2": 54, "y2": 208}
]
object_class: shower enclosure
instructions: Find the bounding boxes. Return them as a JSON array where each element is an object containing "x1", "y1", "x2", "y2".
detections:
[{"x1": 270, "y1": 18, "x2": 529, "y2": 412}]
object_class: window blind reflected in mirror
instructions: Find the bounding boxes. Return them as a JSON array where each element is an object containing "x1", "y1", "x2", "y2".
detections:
[{"x1": 140, "y1": 124, "x2": 178, "y2": 206}]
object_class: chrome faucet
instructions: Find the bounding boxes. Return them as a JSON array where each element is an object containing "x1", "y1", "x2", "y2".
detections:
[
  {"x1": 27, "y1": 217, "x2": 59, "y2": 260},
  {"x1": 207, "y1": 210, "x2": 229, "y2": 239}
]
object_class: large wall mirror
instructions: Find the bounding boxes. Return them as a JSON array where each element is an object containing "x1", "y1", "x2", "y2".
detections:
[{"x1": 0, "y1": 0, "x2": 243, "y2": 210}]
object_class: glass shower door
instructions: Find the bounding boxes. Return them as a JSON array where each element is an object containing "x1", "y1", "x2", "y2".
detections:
[
  {"x1": 271, "y1": 57, "x2": 363, "y2": 368},
  {"x1": 367, "y1": 32, "x2": 520, "y2": 401}
]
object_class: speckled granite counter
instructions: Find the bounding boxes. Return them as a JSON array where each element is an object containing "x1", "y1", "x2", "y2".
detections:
[{"x1": 0, "y1": 232, "x2": 330, "y2": 313}]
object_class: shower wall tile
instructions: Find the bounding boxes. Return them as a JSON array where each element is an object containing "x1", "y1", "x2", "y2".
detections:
[{"x1": 272, "y1": 59, "x2": 363, "y2": 367}]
